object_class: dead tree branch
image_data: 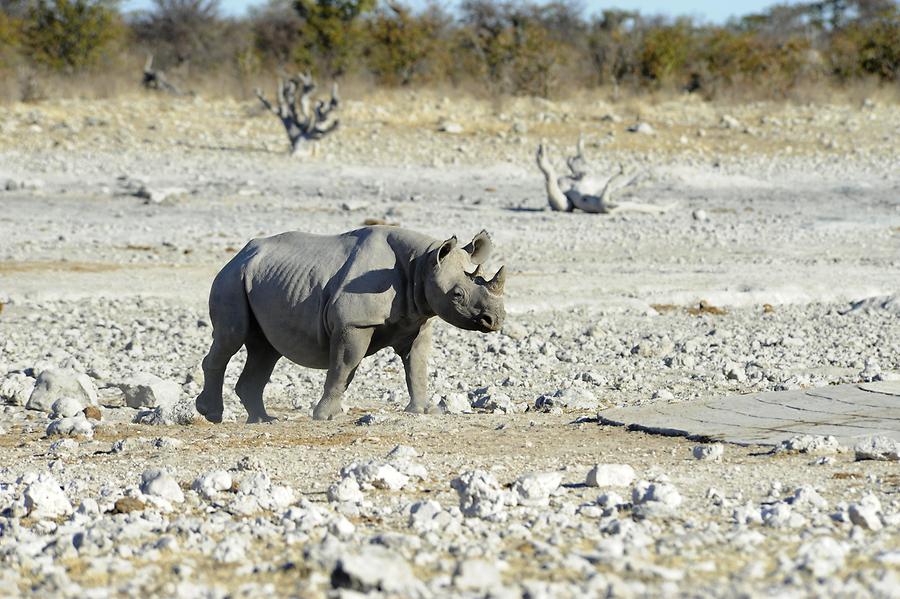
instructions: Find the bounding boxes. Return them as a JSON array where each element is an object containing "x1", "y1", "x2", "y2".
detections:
[
  {"x1": 255, "y1": 72, "x2": 340, "y2": 157},
  {"x1": 142, "y1": 54, "x2": 183, "y2": 96},
  {"x1": 535, "y1": 137, "x2": 676, "y2": 215}
]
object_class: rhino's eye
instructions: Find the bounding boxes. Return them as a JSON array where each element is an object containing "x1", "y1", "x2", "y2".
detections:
[{"x1": 452, "y1": 288, "x2": 466, "y2": 302}]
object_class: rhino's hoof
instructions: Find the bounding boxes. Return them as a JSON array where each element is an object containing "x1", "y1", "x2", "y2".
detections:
[
  {"x1": 404, "y1": 403, "x2": 444, "y2": 415},
  {"x1": 247, "y1": 414, "x2": 278, "y2": 424},
  {"x1": 203, "y1": 412, "x2": 223, "y2": 424},
  {"x1": 312, "y1": 402, "x2": 343, "y2": 421}
]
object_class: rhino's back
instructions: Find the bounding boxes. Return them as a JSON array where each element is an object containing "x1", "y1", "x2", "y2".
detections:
[{"x1": 244, "y1": 231, "x2": 356, "y2": 302}]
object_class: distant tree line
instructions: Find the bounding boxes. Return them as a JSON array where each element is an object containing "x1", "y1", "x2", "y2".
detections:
[{"x1": 1, "y1": 0, "x2": 897, "y2": 99}]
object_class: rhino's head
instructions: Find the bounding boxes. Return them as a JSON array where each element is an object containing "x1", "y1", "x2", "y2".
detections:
[{"x1": 425, "y1": 230, "x2": 506, "y2": 333}]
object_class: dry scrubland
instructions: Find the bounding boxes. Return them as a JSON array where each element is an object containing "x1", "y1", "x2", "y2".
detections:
[
  {"x1": 0, "y1": 90, "x2": 899, "y2": 598},
  {"x1": 1, "y1": 89, "x2": 899, "y2": 164}
]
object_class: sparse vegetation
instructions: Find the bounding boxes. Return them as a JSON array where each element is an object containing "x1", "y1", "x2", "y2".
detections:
[
  {"x1": 23, "y1": 0, "x2": 122, "y2": 70},
  {"x1": 364, "y1": 2, "x2": 445, "y2": 86},
  {"x1": 0, "y1": 0, "x2": 898, "y2": 101}
]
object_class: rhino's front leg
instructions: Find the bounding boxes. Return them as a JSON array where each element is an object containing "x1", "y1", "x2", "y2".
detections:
[
  {"x1": 400, "y1": 323, "x2": 442, "y2": 415},
  {"x1": 312, "y1": 326, "x2": 373, "y2": 421}
]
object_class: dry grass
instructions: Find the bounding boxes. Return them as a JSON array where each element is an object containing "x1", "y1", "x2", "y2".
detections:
[
  {"x1": 653, "y1": 301, "x2": 728, "y2": 316},
  {"x1": 687, "y1": 301, "x2": 728, "y2": 316},
  {"x1": 650, "y1": 303, "x2": 679, "y2": 314},
  {"x1": 0, "y1": 261, "x2": 122, "y2": 274},
  {"x1": 0, "y1": 80, "x2": 897, "y2": 168},
  {"x1": 2, "y1": 61, "x2": 898, "y2": 108}
]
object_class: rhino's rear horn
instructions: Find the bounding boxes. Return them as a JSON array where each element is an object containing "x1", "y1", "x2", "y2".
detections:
[
  {"x1": 466, "y1": 264, "x2": 483, "y2": 280},
  {"x1": 487, "y1": 266, "x2": 506, "y2": 294}
]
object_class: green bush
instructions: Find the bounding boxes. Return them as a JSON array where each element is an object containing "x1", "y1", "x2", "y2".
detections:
[
  {"x1": 131, "y1": 0, "x2": 231, "y2": 69},
  {"x1": 829, "y1": 10, "x2": 900, "y2": 81},
  {"x1": 458, "y1": 0, "x2": 568, "y2": 97},
  {"x1": 24, "y1": 0, "x2": 121, "y2": 70},
  {"x1": 588, "y1": 10, "x2": 643, "y2": 87},
  {"x1": 0, "y1": 11, "x2": 23, "y2": 68},
  {"x1": 365, "y1": 2, "x2": 444, "y2": 86},
  {"x1": 638, "y1": 19, "x2": 694, "y2": 85},
  {"x1": 250, "y1": 0, "x2": 304, "y2": 67},
  {"x1": 293, "y1": 0, "x2": 375, "y2": 77}
]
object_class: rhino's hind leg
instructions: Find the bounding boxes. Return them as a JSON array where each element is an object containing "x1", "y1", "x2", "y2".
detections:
[
  {"x1": 236, "y1": 325, "x2": 281, "y2": 424},
  {"x1": 196, "y1": 337, "x2": 243, "y2": 423},
  {"x1": 196, "y1": 266, "x2": 250, "y2": 423}
]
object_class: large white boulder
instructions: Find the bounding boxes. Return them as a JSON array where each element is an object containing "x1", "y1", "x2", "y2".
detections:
[
  {"x1": 26, "y1": 368, "x2": 97, "y2": 412},
  {"x1": 141, "y1": 468, "x2": 185, "y2": 503},
  {"x1": 0, "y1": 372, "x2": 35, "y2": 406},
  {"x1": 24, "y1": 474, "x2": 73, "y2": 520},
  {"x1": 586, "y1": 464, "x2": 635, "y2": 488},
  {"x1": 118, "y1": 373, "x2": 182, "y2": 409}
]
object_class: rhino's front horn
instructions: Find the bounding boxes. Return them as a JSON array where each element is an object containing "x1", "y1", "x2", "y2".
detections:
[{"x1": 487, "y1": 266, "x2": 506, "y2": 294}]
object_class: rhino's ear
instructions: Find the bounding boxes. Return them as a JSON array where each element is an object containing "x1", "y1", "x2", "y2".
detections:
[
  {"x1": 436, "y1": 236, "x2": 458, "y2": 267},
  {"x1": 463, "y1": 230, "x2": 492, "y2": 265}
]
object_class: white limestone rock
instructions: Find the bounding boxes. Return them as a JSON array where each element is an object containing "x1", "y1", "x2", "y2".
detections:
[
  {"x1": 471, "y1": 386, "x2": 522, "y2": 414},
  {"x1": 438, "y1": 121, "x2": 463, "y2": 134},
  {"x1": 534, "y1": 387, "x2": 599, "y2": 412},
  {"x1": 118, "y1": 373, "x2": 182, "y2": 409},
  {"x1": 46, "y1": 415, "x2": 94, "y2": 438},
  {"x1": 586, "y1": 464, "x2": 635, "y2": 488},
  {"x1": 77, "y1": 498, "x2": 100, "y2": 517},
  {"x1": 512, "y1": 472, "x2": 563, "y2": 507},
  {"x1": 848, "y1": 494, "x2": 883, "y2": 531},
  {"x1": 408, "y1": 500, "x2": 460, "y2": 535},
  {"x1": 438, "y1": 392, "x2": 472, "y2": 414},
  {"x1": 50, "y1": 397, "x2": 86, "y2": 419},
  {"x1": 502, "y1": 321, "x2": 527, "y2": 340},
  {"x1": 48, "y1": 438, "x2": 79, "y2": 456},
  {"x1": 797, "y1": 537, "x2": 846, "y2": 578},
  {"x1": 26, "y1": 368, "x2": 97, "y2": 412},
  {"x1": 152, "y1": 436, "x2": 183, "y2": 451},
  {"x1": 24, "y1": 473, "x2": 73, "y2": 520},
  {"x1": 692, "y1": 443, "x2": 724, "y2": 462},
  {"x1": 228, "y1": 471, "x2": 295, "y2": 514},
  {"x1": 213, "y1": 535, "x2": 248, "y2": 563},
  {"x1": 777, "y1": 435, "x2": 843, "y2": 454},
  {"x1": 632, "y1": 481, "x2": 682, "y2": 518},
  {"x1": 628, "y1": 122, "x2": 655, "y2": 135},
  {"x1": 854, "y1": 436, "x2": 900, "y2": 461},
  {"x1": 328, "y1": 477, "x2": 365, "y2": 504},
  {"x1": 0, "y1": 372, "x2": 35, "y2": 405},
  {"x1": 652, "y1": 389, "x2": 675, "y2": 401},
  {"x1": 762, "y1": 502, "x2": 806, "y2": 528},
  {"x1": 133, "y1": 397, "x2": 197, "y2": 426},
  {"x1": 191, "y1": 470, "x2": 233, "y2": 500},
  {"x1": 332, "y1": 546, "x2": 423, "y2": 595},
  {"x1": 789, "y1": 486, "x2": 828, "y2": 511},
  {"x1": 451, "y1": 469, "x2": 513, "y2": 521},
  {"x1": 843, "y1": 294, "x2": 900, "y2": 316},
  {"x1": 454, "y1": 559, "x2": 502, "y2": 593},
  {"x1": 140, "y1": 468, "x2": 184, "y2": 503},
  {"x1": 341, "y1": 461, "x2": 409, "y2": 491}
]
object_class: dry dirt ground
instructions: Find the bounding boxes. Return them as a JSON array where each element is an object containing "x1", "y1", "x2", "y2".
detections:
[{"x1": 0, "y1": 90, "x2": 899, "y2": 598}]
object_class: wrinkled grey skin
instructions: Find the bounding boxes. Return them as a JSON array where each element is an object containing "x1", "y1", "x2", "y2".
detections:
[{"x1": 195, "y1": 226, "x2": 506, "y2": 423}]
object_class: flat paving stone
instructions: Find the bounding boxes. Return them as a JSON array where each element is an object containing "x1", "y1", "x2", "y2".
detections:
[{"x1": 598, "y1": 382, "x2": 900, "y2": 446}]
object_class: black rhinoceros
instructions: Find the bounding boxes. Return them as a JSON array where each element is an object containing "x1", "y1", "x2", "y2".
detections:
[{"x1": 195, "y1": 226, "x2": 506, "y2": 423}]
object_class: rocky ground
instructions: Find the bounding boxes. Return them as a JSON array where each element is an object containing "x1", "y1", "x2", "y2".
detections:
[{"x1": 0, "y1": 90, "x2": 899, "y2": 597}]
